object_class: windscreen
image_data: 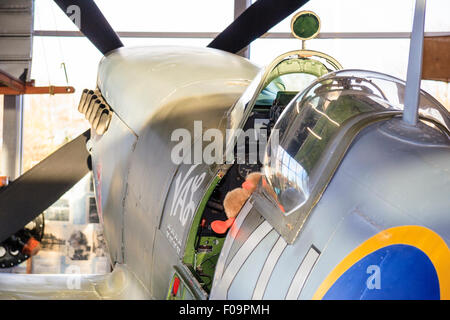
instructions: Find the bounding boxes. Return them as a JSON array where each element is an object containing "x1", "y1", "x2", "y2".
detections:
[{"x1": 228, "y1": 57, "x2": 331, "y2": 133}]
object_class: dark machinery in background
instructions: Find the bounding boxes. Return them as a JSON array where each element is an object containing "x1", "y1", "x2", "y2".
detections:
[{"x1": 0, "y1": 178, "x2": 44, "y2": 268}]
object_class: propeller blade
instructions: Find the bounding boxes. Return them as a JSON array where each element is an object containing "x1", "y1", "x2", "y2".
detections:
[
  {"x1": 0, "y1": 130, "x2": 91, "y2": 243},
  {"x1": 53, "y1": 0, "x2": 123, "y2": 55},
  {"x1": 208, "y1": 0, "x2": 310, "y2": 54}
]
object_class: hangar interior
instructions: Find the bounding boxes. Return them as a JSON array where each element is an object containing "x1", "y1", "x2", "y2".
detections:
[{"x1": 0, "y1": 0, "x2": 449, "y2": 278}]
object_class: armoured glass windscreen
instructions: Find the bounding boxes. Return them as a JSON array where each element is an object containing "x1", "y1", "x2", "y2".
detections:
[
  {"x1": 228, "y1": 57, "x2": 332, "y2": 133},
  {"x1": 263, "y1": 70, "x2": 450, "y2": 214},
  {"x1": 256, "y1": 58, "x2": 329, "y2": 106}
]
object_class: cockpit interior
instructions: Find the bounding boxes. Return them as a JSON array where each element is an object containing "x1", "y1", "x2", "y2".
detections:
[{"x1": 179, "y1": 10, "x2": 345, "y2": 295}]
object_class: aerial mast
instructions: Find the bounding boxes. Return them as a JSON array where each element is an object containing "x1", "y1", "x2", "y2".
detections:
[{"x1": 403, "y1": 0, "x2": 427, "y2": 125}]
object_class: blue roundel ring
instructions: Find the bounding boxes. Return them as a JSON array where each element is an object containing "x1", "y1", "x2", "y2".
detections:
[
  {"x1": 323, "y1": 244, "x2": 439, "y2": 300},
  {"x1": 313, "y1": 226, "x2": 450, "y2": 300}
]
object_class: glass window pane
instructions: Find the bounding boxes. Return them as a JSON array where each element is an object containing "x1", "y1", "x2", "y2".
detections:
[
  {"x1": 34, "y1": 0, "x2": 79, "y2": 31},
  {"x1": 31, "y1": 37, "x2": 102, "y2": 88},
  {"x1": 24, "y1": 36, "x2": 98, "y2": 171},
  {"x1": 253, "y1": 0, "x2": 449, "y2": 33},
  {"x1": 34, "y1": 0, "x2": 234, "y2": 32},
  {"x1": 251, "y1": 38, "x2": 410, "y2": 78},
  {"x1": 97, "y1": 0, "x2": 233, "y2": 32},
  {"x1": 422, "y1": 81, "x2": 449, "y2": 111},
  {"x1": 122, "y1": 37, "x2": 212, "y2": 47}
]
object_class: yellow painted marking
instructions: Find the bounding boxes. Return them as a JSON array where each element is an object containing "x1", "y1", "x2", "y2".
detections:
[{"x1": 312, "y1": 226, "x2": 450, "y2": 300}]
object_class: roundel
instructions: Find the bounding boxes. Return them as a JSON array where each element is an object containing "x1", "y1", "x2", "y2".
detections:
[{"x1": 313, "y1": 226, "x2": 450, "y2": 300}]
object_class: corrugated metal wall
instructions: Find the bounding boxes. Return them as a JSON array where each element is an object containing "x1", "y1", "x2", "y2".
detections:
[{"x1": 0, "y1": 0, "x2": 33, "y2": 81}]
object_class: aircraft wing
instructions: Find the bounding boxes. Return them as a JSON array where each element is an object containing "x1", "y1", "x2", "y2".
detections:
[{"x1": 0, "y1": 265, "x2": 150, "y2": 300}]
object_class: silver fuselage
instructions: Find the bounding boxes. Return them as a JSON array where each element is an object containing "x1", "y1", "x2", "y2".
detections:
[{"x1": 91, "y1": 46, "x2": 450, "y2": 300}]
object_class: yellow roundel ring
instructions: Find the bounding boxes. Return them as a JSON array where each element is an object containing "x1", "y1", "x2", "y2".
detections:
[{"x1": 312, "y1": 225, "x2": 450, "y2": 300}]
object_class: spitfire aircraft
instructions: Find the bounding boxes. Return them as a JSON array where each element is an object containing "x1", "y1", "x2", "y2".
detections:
[{"x1": 0, "y1": 0, "x2": 449, "y2": 300}]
